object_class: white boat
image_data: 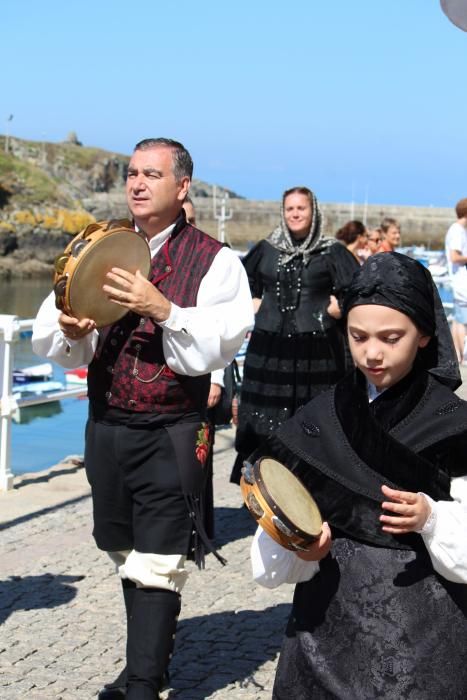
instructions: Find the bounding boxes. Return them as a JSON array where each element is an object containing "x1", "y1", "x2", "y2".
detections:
[
  {"x1": 13, "y1": 380, "x2": 65, "y2": 397},
  {"x1": 13, "y1": 362, "x2": 53, "y2": 384},
  {"x1": 428, "y1": 263, "x2": 449, "y2": 278}
]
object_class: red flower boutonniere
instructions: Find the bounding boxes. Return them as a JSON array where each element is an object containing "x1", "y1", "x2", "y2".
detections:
[{"x1": 195, "y1": 422, "x2": 211, "y2": 466}]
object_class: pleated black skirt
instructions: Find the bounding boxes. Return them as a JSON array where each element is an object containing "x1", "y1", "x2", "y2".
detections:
[{"x1": 231, "y1": 327, "x2": 345, "y2": 483}]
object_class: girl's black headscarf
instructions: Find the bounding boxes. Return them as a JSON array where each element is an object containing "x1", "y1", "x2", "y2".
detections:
[{"x1": 342, "y1": 252, "x2": 461, "y2": 389}]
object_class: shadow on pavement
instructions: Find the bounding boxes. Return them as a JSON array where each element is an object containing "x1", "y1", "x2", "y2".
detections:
[
  {"x1": 0, "y1": 493, "x2": 90, "y2": 532},
  {"x1": 168, "y1": 603, "x2": 290, "y2": 699},
  {"x1": 213, "y1": 505, "x2": 257, "y2": 549},
  {"x1": 15, "y1": 461, "x2": 84, "y2": 490},
  {"x1": 0, "y1": 573, "x2": 84, "y2": 624}
]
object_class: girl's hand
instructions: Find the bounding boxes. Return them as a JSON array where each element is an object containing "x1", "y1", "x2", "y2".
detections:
[
  {"x1": 380, "y1": 484, "x2": 431, "y2": 534},
  {"x1": 296, "y1": 522, "x2": 332, "y2": 561},
  {"x1": 326, "y1": 295, "x2": 341, "y2": 319}
]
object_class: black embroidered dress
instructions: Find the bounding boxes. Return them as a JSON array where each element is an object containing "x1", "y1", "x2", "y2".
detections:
[
  {"x1": 252, "y1": 253, "x2": 467, "y2": 699},
  {"x1": 231, "y1": 238, "x2": 358, "y2": 482},
  {"x1": 265, "y1": 369, "x2": 467, "y2": 699}
]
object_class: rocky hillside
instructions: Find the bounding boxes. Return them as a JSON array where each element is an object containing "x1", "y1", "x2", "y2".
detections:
[
  {"x1": 0, "y1": 134, "x2": 242, "y2": 278},
  {"x1": 0, "y1": 134, "x2": 453, "y2": 279}
]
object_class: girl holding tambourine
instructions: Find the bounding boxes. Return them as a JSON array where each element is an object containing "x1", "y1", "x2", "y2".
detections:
[{"x1": 251, "y1": 253, "x2": 467, "y2": 699}]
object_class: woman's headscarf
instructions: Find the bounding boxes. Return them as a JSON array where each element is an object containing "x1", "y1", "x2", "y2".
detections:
[
  {"x1": 267, "y1": 188, "x2": 333, "y2": 265},
  {"x1": 266, "y1": 188, "x2": 334, "y2": 313},
  {"x1": 342, "y1": 252, "x2": 461, "y2": 389}
]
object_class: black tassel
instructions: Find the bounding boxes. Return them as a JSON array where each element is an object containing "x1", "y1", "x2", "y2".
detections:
[{"x1": 185, "y1": 495, "x2": 227, "y2": 568}]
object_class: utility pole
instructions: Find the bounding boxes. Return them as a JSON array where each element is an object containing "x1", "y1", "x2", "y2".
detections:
[
  {"x1": 213, "y1": 185, "x2": 233, "y2": 244},
  {"x1": 4, "y1": 114, "x2": 13, "y2": 154},
  {"x1": 363, "y1": 184, "x2": 369, "y2": 226}
]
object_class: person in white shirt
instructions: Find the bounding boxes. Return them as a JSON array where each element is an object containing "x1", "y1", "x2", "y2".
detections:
[
  {"x1": 32, "y1": 138, "x2": 253, "y2": 700},
  {"x1": 250, "y1": 252, "x2": 467, "y2": 699},
  {"x1": 445, "y1": 197, "x2": 467, "y2": 363}
]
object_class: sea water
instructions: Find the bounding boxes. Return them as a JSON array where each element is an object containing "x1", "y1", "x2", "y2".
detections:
[{"x1": 1, "y1": 278, "x2": 88, "y2": 475}]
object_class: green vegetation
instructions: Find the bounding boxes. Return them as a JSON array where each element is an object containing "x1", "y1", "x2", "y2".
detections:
[{"x1": 0, "y1": 151, "x2": 72, "y2": 207}]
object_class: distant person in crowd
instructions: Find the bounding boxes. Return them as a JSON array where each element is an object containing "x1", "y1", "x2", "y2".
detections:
[
  {"x1": 32, "y1": 137, "x2": 253, "y2": 700},
  {"x1": 183, "y1": 196, "x2": 197, "y2": 226},
  {"x1": 378, "y1": 217, "x2": 401, "y2": 252},
  {"x1": 251, "y1": 252, "x2": 467, "y2": 699},
  {"x1": 231, "y1": 186, "x2": 359, "y2": 484},
  {"x1": 445, "y1": 197, "x2": 467, "y2": 364},
  {"x1": 366, "y1": 226, "x2": 383, "y2": 257},
  {"x1": 335, "y1": 219, "x2": 368, "y2": 264}
]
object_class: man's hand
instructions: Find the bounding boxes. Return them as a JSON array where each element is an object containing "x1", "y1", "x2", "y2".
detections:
[
  {"x1": 380, "y1": 484, "x2": 431, "y2": 534},
  {"x1": 103, "y1": 268, "x2": 171, "y2": 323},
  {"x1": 296, "y1": 522, "x2": 332, "y2": 561},
  {"x1": 59, "y1": 312, "x2": 96, "y2": 340},
  {"x1": 207, "y1": 383, "x2": 222, "y2": 408}
]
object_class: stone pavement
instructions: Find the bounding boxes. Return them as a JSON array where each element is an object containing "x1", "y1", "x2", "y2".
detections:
[
  {"x1": 2, "y1": 369, "x2": 467, "y2": 700},
  {"x1": 0, "y1": 426, "x2": 293, "y2": 700}
]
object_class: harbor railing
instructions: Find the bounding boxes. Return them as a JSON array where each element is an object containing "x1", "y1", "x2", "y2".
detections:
[{"x1": 0, "y1": 314, "x2": 87, "y2": 491}]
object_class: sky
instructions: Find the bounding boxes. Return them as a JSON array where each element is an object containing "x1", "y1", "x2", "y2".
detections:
[{"x1": 2, "y1": 1, "x2": 466, "y2": 207}]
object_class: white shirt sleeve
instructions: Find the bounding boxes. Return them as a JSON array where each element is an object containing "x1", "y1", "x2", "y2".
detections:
[
  {"x1": 251, "y1": 527, "x2": 320, "y2": 588},
  {"x1": 32, "y1": 247, "x2": 253, "y2": 375},
  {"x1": 31, "y1": 291, "x2": 98, "y2": 368},
  {"x1": 447, "y1": 225, "x2": 464, "y2": 253},
  {"x1": 158, "y1": 247, "x2": 254, "y2": 375},
  {"x1": 421, "y1": 476, "x2": 467, "y2": 584}
]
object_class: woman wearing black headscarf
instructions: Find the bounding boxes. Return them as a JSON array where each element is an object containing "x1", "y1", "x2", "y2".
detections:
[
  {"x1": 231, "y1": 187, "x2": 358, "y2": 483},
  {"x1": 251, "y1": 253, "x2": 467, "y2": 699}
]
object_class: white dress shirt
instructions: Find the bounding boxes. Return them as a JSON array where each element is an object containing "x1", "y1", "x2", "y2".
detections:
[{"x1": 32, "y1": 224, "x2": 254, "y2": 375}]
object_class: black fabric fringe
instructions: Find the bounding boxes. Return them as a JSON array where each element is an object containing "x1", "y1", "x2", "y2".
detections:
[{"x1": 184, "y1": 494, "x2": 227, "y2": 569}]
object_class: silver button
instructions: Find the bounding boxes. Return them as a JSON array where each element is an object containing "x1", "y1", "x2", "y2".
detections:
[
  {"x1": 106, "y1": 365, "x2": 114, "y2": 374},
  {"x1": 128, "y1": 399, "x2": 137, "y2": 407},
  {"x1": 165, "y1": 265, "x2": 172, "y2": 273},
  {"x1": 139, "y1": 317, "x2": 146, "y2": 326},
  {"x1": 105, "y1": 391, "x2": 112, "y2": 400}
]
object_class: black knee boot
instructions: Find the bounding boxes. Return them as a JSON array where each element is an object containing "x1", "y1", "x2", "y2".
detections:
[
  {"x1": 98, "y1": 579, "x2": 136, "y2": 699},
  {"x1": 126, "y1": 587, "x2": 181, "y2": 700},
  {"x1": 122, "y1": 577, "x2": 137, "y2": 627}
]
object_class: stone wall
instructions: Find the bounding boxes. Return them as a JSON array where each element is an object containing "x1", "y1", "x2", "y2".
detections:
[{"x1": 193, "y1": 198, "x2": 454, "y2": 251}]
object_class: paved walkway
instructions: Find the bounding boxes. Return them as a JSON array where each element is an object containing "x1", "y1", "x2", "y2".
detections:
[
  {"x1": 0, "y1": 427, "x2": 292, "y2": 700},
  {"x1": 2, "y1": 369, "x2": 467, "y2": 699}
]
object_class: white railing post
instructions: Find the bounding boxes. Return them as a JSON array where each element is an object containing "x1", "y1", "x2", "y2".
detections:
[{"x1": 0, "y1": 314, "x2": 19, "y2": 491}]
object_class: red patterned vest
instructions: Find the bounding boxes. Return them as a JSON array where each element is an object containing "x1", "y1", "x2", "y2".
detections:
[{"x1": 87, "y1": 216, "x2": 223, "y2": 414}]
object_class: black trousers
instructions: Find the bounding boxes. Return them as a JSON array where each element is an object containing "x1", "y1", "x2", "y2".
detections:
[{"x1": 84, "y1": 417, "x2": 193, "y2": 556}]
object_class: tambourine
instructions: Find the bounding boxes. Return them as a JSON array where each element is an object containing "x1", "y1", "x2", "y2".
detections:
[
  {"x1": 53, "y1": 219, "x2": 151, "y2": 328},
  {"x1": 240, "y1": 457, "x2": 322, "y2": 551}
]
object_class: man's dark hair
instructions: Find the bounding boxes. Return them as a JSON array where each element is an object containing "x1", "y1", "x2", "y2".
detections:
[{"x1": 133, "y1": 138, "x2": 193, "y2": 182}]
